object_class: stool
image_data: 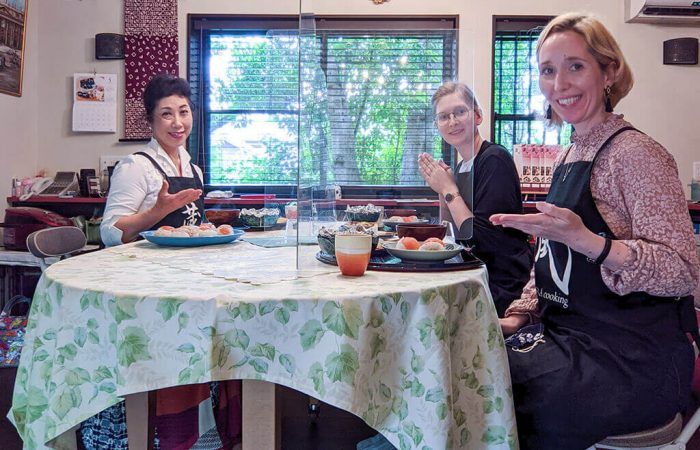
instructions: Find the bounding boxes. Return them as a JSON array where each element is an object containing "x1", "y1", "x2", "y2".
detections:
[
  {"x1": 0, "y1": 247, "x2": 53, "y2": 310},
  {"x1": 595, "y1": 413, "x2": 682, "y2": 449}
]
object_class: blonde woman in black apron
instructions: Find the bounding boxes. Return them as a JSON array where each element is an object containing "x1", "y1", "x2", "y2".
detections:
[{"x1": 491, "y1": 14, "x2": 700, "y2": 449}]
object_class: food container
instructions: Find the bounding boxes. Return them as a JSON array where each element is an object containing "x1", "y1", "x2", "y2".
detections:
[
  {"x1": 396, "y1": 223, "x2": 447, "y2": 241},
  {"x1": 239, "y1": 208, "x2": 280, "y2": 228},
  {"x1": 317, "y1": 224, "x2": 379, "y2": 255},
  {"x1": 344, "y1": 204, "x2": 382, "y2": 222},
  {"x1": 204, "y1": 209, "x2": 241, "y2": 227},
  {"x1": 284, "y1": 203, "x2": 298, "y2": 220},
  {"x1": 384, "y1": 208, "x2": 417, "y2": 218}
]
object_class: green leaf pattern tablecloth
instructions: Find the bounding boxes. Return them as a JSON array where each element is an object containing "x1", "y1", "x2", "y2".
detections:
[{"x1": 9, "y1": 240, "x2": 518, "y2": 449}]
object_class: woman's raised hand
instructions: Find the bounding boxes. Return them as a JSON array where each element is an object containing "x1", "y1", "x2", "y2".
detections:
[
  {"x1": 490, "y1": 201, "x2": 588, "y2": 247},
  {"x1": 418, "y1": 152, "x2": 457, "y2": 195},
  {"x1": 153, "y1": 180, "x2": 202, "y2": 215}
]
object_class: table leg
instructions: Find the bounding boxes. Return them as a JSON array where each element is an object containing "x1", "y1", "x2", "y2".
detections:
[
  {"x1": 242, "y1": 380, "x2": 280, "y2": 450},
  {"x1": 125, "y1": 391, "x2": 149, "y2": 450}
]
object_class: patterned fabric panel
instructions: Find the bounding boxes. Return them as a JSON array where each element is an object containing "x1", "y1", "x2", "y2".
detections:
[{"x1": 124, "y1": 0, "x2": 179, "y2": 139}]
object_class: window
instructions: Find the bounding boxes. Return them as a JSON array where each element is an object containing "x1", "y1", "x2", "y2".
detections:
[
  {"x1": 491, "y1": 17, "x2": 572, "y2": 150},
  {"x1": 188, "y1": 16, "x2": 458, "y2": 191}
]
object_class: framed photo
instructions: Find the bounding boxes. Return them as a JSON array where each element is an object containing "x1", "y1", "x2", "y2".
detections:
[{"x1": 0, "y1": 0, "x2": 28, "y2": 97}]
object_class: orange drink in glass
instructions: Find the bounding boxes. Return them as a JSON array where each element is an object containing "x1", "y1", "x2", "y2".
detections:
[{"x1": 335, "y1": 233, "x2": 372, "y2": 276}]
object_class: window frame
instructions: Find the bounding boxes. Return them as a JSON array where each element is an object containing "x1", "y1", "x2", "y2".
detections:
[
  {"x1": 187, "y1": 14, "x2": 459, "y2": 197},
  {"x1": 490, "y1": 16, "x2": 553, "y2": 147}
]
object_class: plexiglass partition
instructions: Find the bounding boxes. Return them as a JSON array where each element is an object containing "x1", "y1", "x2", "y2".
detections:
[{"x1": 296, "y1": 1, "x2": 474, "y2": 271}]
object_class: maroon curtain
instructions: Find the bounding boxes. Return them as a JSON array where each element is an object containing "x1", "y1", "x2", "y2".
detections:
[{"x1": 124, "y1": 0, "x2": 179, "y2": 139}]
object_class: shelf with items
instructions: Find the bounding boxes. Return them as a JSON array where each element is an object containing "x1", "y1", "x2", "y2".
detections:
[
  {"x1": 6, "y1": 196, "x2": 441, "y2": 223},
  {"x1": 7, "y1": 196, "x2": 440, "y2": 208}
]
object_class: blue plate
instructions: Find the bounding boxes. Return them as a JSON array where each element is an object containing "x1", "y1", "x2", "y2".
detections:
[{"x1": 139, "y1": 229, "x2": 245, "y2": 247}]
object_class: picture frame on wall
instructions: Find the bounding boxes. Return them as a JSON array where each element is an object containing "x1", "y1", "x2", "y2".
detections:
[{"x1": 0, "y1": 0, "x2": 28, "y2": 97}]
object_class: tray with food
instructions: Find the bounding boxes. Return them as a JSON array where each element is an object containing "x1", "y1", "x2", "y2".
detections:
[
  {"x1": 140, "y1": 224, "x2": 245, "y2": 247},
  {"x1": 316, "y1": 235, "x2": 482, "y2": 272}
]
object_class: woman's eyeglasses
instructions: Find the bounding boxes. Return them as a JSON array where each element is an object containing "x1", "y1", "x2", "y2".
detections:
[{"x1": 435, "y1": 107, "x2": 470, "y2": 126}]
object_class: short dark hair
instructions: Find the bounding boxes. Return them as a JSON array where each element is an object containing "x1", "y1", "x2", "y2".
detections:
[{"x1": 143, "y1": 73, "x2": 193, "y2": 123}]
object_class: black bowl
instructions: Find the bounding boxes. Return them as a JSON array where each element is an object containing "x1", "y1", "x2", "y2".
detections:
[
  {"x1": 317, "y1": 234, "x2": 336, "y2": 255},
  {"x1": 239, "y1": 211, "x2": 280, "y2": 228},
  {"x1": 317, "y1": 232, "x2": 380, "y2": 255},
  {"x1": 345, "y1": 211, "x2": 381, "y2": 222}
]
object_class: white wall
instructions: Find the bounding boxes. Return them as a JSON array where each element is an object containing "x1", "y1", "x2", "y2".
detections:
[
  {"x1": 1, "y1": 0, "x2": 699, "y2": 204},
  {"x1": 0, "y1": 0, "x2": 38, "y2": 201}
]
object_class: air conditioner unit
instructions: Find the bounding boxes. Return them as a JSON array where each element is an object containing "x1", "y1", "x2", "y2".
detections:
[{"x1": 625, "y1": 0, "x2": 700, "y2": 23}]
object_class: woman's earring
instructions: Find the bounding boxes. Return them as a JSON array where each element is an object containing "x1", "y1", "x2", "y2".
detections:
[
  {"x1": 545, "y1": 104, "x2": 552, "y2": 119},
  {"x1": 604, "y1": 86, "x2": 613, "y2": 113}
]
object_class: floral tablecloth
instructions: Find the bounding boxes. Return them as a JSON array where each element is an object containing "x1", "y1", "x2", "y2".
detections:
[{"x1": 9, "y1": 239, "x2": 518, "y2": 450}]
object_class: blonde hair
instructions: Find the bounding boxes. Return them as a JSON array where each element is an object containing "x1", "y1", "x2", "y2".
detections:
[
  {"x1": 536, "y1": 13, "x2": 634, "y2": 127},
  {"x1": 431, "y1": 81, "x2": 481, "y2": 115}
]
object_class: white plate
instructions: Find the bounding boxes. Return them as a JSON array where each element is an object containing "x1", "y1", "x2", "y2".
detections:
[
  {"x1": 140, "y1": 229, "x2": 245, "y2": 247},
  {"x1": 382, "y1": 219, "x2": 429, "y2": 230},
  {"x1": 383, "y1": 242, "x2": 464, "y2": 262}
]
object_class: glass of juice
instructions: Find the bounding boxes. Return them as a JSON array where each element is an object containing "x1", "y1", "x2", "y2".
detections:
[{"x1": 335, "y1": 233, "x2": 372, "y2": 276}]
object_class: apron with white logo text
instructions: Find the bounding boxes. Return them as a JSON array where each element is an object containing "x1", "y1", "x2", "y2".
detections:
[
  {"x1": 134, "y1": 152, "x2": 204, "y2": 229},
  {"x1": 508, "y1": 126, "x2": 694, "y2": 450}
]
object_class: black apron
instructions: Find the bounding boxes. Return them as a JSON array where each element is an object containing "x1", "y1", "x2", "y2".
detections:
[
  {"x1": 508, "y1": 127, "x2": 695, "y2": 450},
  {"x1": 134, "y1": 152, "x2": 204, "y2": 229},
  {"x1": 453, "y1": 152, "x2": 532, "y2": 316}
]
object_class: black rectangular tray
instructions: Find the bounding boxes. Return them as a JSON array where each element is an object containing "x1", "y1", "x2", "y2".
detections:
[{"x1": 316, "y1": 250, "x2": 483, "y2": 272}]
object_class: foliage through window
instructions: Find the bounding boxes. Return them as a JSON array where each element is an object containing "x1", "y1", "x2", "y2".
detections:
[
  {"x1": 491, "y1": 17, "x2": 571, "y2": 150},
  {"x1": 188, "y1": 17, "x2": 458, "y2": 189}
]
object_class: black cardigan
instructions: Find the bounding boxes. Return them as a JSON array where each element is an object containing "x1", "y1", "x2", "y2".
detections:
[{"x1": 452, "y1": 141, "x2": 533, "y2": 316}]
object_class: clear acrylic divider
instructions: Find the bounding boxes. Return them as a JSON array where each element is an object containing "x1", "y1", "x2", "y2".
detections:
[{"x1": 296, "y1": 2, "x2": 474, "y2": 272}]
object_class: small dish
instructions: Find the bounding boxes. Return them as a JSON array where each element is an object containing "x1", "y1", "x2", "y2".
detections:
[
  {"x1": 383, "y1": 219, "x2": 429, "y2": 231},
  {"x1": 345, "y1": 211, "x2": 381, "y2": 222},
  {"x1": 317, "y1": 232, "x2": 381, "y2": 256},
  {"x1": 140, "y1": 229, "x2": 245, "y2": 247},
  {"x1": 396, "y1": 223, "x2": 447, "y2": 241},
  {"x1": 205, "y1": 209, "x2": 241, "y2": 226},
  {"x1": 239, "y1": 208, "x2": 280, "y2": 228},
  {"x1": 385, "y1": 208, "x2": 417, "y2": 218},
  {"x1": 383, "y1": 241, "x2": 464, "y2": 262}
]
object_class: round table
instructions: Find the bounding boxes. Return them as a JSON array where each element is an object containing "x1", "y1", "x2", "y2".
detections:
[{"x1": 9, "y1": 238, "x2": 517, "y2": 449}]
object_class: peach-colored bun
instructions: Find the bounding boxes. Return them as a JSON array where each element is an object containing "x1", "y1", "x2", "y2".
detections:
[
  {"x1": 217, "y1": 224, "x2": 234, "y2": 235},
  {"x1": 424, "y1": 237, "x2": 444, "y2": 245},
  {"x1": 158, "y1": 225, "x2": 175, "y2": 231},
  {"x1": 398, "y1": 237, "x2": 420, "y2": 250}
]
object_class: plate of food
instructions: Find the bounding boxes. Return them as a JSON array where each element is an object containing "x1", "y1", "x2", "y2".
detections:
[
  {"x1": 382, "y1": 216, "x2": 429, "y2": 230},
  {"x1": 140, "y1": 224, "x2": 245, "y2": 247},
  {"x1": 383, "y1": 237, "x2": 463, "y2": 262}
]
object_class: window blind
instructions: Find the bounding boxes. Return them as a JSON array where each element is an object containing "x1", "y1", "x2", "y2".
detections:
[{"x1": 188, "y1": 16, "x2": 458, "y2": 189}]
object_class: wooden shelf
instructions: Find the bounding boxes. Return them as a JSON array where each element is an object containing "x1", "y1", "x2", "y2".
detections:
[
  {"x1": 7, "y1": 196, "x2": 440, "y2": 207},
  {"x1": 7, "y1": 196, "x2": 697, "y2": 222}
]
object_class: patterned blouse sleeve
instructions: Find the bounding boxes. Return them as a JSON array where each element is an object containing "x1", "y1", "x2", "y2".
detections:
[
  {"x1": 595, "y1": 134, "x2": 700, "y2": 296},
  {"x1": 503, "y1": 267, "x2": 540, "y2": 322}
]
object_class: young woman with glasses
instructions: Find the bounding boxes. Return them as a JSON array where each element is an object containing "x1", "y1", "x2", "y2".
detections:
[{"x1": 418, "y1": 81, "x2": 533, "y2": 316}]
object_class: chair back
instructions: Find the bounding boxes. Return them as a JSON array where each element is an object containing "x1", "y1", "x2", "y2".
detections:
[{"x1": 26, "y1": 226, "x2": 87, "y2": 271}]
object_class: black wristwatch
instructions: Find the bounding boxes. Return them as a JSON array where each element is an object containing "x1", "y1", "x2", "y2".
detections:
[{"x1": 444, "y1": 191, "x2": 461, "y2": 203}]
